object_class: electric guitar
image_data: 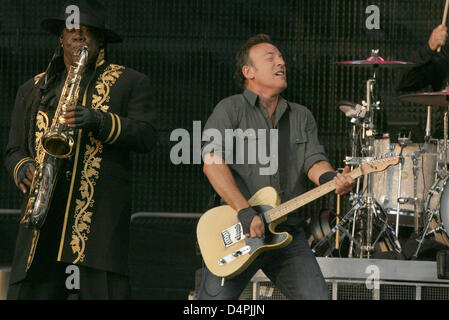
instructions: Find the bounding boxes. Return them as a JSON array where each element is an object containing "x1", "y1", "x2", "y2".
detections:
[{"x1": 196, "y1": 156, "x2": 399, "y2": 278}]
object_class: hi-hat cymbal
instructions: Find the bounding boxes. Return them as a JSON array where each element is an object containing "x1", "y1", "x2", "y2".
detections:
[
  {"x1": 336, "y1": 50, "x2": 415, "y2": 68},
  {"x1": 338, "y1": 100, "x2": 366, "y2": 119},
  {"x1": 400, "y1": 90, "x2": 449, "y2": 106}
]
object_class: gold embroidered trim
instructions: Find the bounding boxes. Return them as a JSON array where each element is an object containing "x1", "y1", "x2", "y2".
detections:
[
  {"x1": 58, "y1": 129, "x2": 83, "y2": 262},
  {"x1": 58, "y1": 78, "x2": 92, "y2": 262},
  {"x1": 69, "y1": 64, "x2": 124, "y2": 263},
  {"x1": 109, "y1": 114, "x2": 122, "y2": 144},
  {"x1": 13, "y1": 157, "x2": 33, "y2": 187},
  {"x1": 105, "y1": 112, "x2": 116, "y2": 143}
]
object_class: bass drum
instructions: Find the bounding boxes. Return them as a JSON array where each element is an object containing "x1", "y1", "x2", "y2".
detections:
[{"x1": 425, "y1": 176, "x2": 449, "y2": 247}]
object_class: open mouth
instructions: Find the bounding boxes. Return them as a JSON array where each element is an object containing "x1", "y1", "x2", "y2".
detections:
[{"x1": 274, "y1": 71, "x2": 286, "y2": 77}]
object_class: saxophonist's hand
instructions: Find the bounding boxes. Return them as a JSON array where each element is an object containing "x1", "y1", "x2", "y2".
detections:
[
  {"x1": 17, "y1": 162, "x2": 35, "y2": 194},
  {"x1": 64, "y1": 105, "x2": 105, "y2": 134}
]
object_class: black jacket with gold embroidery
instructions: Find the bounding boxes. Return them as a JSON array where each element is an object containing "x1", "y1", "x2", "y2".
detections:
[{"x1": 5, "y1": 60, "x2": 157, "y2": 284}]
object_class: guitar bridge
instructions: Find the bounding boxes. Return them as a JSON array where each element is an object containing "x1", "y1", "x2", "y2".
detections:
[
  {"x1": 218, "y1": 245, "x2": 251, "y2": 265},
  {"x1": 221, "y1": 223, "x2": 245, "y2": 247}
]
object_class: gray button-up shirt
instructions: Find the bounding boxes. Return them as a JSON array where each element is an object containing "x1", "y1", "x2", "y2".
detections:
[{"x1": 202, "y1": 89, "x2": 329, "y2": 224}]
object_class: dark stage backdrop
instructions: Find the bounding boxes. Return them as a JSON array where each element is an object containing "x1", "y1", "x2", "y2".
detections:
[{"x1": 0, "y1": 0, "x2": 444, "y2": 216}]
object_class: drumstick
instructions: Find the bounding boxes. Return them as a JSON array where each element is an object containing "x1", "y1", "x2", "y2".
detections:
[{"x1": 438, "y1": 0, "x2": 449, "y2": 52}]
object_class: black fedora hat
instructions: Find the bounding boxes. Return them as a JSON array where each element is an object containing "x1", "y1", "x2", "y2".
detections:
[{"x1": 41, "y1": 0, "x2": 122, "y2": 43}]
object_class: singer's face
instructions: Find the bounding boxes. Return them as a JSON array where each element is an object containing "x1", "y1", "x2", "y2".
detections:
[
  {"x1": 245, "y1": 43, "x2": 287, "y2": 94},
  {"x1": 60, "y1": 25, "x2": 104, "y2": 69}
]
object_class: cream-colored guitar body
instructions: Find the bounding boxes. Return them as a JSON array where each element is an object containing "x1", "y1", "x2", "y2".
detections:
[{"x1": 196, "y1": 186, "x2": 292, "y2": 278}]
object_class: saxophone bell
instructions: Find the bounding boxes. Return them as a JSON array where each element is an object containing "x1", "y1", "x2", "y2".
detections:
[{"x1": 42, "y1": 131, "x2": 75, "y2": 158}]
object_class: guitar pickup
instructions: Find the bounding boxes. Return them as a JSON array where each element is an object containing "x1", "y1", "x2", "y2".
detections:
[
  {"x1": 221, "y1": 223, "x2": 246, "y2": 247},
  {"x1": 218, "y1": 245, "x2": 251, "y2": 265}
]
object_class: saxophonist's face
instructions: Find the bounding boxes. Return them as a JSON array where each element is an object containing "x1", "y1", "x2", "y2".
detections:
[{"x1": 60, "y1": 25, "x2": 104, "y2": 70}]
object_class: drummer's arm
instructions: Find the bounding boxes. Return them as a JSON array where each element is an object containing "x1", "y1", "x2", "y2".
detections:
[{"x1": 397, "y1": 26, "x2": 449, "y2": 92}]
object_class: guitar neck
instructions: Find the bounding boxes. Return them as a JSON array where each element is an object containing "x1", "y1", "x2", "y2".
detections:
[{"x1": 264, "y1": 167, "x2": 363, "y2": 223}]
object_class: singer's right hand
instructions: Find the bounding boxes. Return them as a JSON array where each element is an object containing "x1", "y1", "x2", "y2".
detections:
[{"x1": 19, "y1": 164, "x2": 35, "y2": 194}]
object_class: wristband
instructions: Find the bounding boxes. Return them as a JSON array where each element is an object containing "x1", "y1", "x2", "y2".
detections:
[
  {"x1": 237, "y1": 206, "x2": 258, "y2": 234},
  {"x1": 319, "y1": 171, "x2": 337, "y2": 185}
]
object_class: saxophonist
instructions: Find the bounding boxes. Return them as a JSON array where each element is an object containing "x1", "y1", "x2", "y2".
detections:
[{"x1": 4, "y1": 0, "x2": 157, "y2": 299}]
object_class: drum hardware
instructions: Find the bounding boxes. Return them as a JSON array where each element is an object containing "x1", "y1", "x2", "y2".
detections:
[
  {"x1": 393, "y1": 136, "x2": 410, "y2": 236},
  {"x1": 311, "y1": 196, "x2": 403, "y2": 257},
  {"x1": 425, "y1": 106, "x2": 432, "y2": 142},
  {"x1": 397, "y1": 197, "x2": 413, "y2": 204},
  {"x1": 312, "y1": 198, "x2": 365, "y2": 257},
  {"x1": 338, "y1": 101, "x2": 367, "y2": 120},
  {"x1": 313, "y1": 50, "x2": 416, "y2": 258},
  {"x1": 444, "y1": 108, "x2": 449, "y2": 167},
  {"x1": 399, "y1": 91, "x2": 449, "y2": 258},
  {"x1": 321, "y1": 51, "x2": 407, "y2": 258}
]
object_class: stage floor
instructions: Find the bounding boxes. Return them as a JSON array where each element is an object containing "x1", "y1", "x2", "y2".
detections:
[{"x1": 248, "y1": 257, "x2": 449, "y2": 300}]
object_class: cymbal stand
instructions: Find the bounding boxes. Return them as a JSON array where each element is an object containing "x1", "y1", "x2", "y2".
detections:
[
  {"x1": 393, "y1": 137, "x2": 409, "y2": 237},
  {"x1": 360, "y1": 69, "x2": 378, "y2": 258},
  {"x1": 358, "y1": 65, "x2": 401, "y2": 257},
  {"x1": 348, "y1": 122, "x2": 363, "y2": 258},
  {"x1": 413, "y1": 106, "x2": 449, "y2": 259},
  {"x1": 312, "y1": 198, "x2": 365, "y2": 256}
]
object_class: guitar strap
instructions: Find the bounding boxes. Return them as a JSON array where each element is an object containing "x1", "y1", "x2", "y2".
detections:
[{"x1": 278, "y1": 106, "x2": 290, "y2": 201}]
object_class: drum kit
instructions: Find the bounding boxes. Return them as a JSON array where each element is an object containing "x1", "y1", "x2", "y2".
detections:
[{"x1": 312, "y1": 49, "x2": 449, "y2": 260}]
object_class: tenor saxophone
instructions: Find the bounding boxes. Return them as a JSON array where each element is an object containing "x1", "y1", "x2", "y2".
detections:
[{"x1": 20, "y1": 47, "x2": 89, "y2": 229}]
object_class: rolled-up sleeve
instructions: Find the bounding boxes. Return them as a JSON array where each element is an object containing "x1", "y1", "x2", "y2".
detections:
[{"x1": 303, "y1": 110, "x2": 329, "y2": 174}]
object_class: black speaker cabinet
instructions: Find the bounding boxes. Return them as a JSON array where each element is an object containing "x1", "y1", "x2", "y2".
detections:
[{"x1": 129, "y1": 212, "x2": 202, "y2": 299}]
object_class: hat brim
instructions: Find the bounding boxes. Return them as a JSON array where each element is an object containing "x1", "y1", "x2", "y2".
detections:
[{"x1": 41, "y1": 18, "x2": 123, "y2": 43}]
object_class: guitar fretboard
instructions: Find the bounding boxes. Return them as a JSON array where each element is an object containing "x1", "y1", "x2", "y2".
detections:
[{"x1": 264, "y1": 167, "x2": 363, "y2": 223}]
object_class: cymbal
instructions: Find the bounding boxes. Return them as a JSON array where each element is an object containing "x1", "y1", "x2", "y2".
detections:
[
  {"x1": 400, "y1": 90, "x2": 449, "y2": 106},
  {"x1": 336, "y1": 50, "x2": 415, "y2": 68},
  {"x1": 338, "y1": 100, "x2": 366, "y2": 118}
]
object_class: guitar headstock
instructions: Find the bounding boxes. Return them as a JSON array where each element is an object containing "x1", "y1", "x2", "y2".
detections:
[{"x1": 360, "y1": 155, "x2": 400, "y2": 175}]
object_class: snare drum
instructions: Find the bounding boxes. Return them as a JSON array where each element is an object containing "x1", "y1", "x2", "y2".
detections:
[{"x1": 371, "y1": 138, "x2": 438, "y2": 227}]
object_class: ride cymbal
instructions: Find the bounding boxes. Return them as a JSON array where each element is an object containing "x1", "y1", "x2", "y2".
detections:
[{"x1": 400, "y1": 90, "x2": 449, "y2": 106}]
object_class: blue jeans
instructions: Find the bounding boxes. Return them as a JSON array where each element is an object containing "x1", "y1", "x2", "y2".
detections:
[{"x1": 197, "y1": 228, "x2": 329, "y2": 300}]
